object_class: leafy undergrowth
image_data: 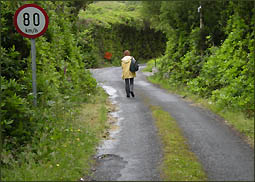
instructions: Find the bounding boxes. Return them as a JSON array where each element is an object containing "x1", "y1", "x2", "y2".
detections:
[
  {"x1": 150, "y1": 105, "x2": 207, "y2": 181},
  {"x1": 147, "y1": 74, "x2": 254, "y2": 148},
  {"x1": 2, "y1": 88, "x2": 110, "y2": 181},
  {"x1": 142, "y1": 58, "x2": 160, "y2": 72}
]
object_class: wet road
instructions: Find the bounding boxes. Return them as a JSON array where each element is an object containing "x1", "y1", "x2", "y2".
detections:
[{"x1": 89, "y1": 66, "x2": 254, "y2": 181}]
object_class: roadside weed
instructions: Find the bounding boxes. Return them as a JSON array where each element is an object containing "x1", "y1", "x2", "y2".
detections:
[{"x1": 2, "y1": 88, "x2": 109, "y2": 180}]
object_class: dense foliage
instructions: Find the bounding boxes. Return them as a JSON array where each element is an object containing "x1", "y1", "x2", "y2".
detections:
[
  {"x1": 78, "y1": 1, "x2": 166, "y2": 67},
  {"x1": 1, "y1": 1, "x2": 97, "y2": 167},
  {"x1": 141, "y1": 1, "x2": 254, "y2": 117}
]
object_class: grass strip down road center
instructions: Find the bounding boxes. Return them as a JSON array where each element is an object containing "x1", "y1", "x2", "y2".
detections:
[{"x1": 150, "y1": 105, "x2": 208, "y2": 181}]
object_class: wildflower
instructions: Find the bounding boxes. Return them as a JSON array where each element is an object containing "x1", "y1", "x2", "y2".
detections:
[{"x1": 56, "y1": 164, "x2": 60, "y2": 167}]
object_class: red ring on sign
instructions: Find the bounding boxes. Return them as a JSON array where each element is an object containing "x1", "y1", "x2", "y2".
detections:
[{"x1": 14, "y1": 4, "x2": 49, "y2": 39}]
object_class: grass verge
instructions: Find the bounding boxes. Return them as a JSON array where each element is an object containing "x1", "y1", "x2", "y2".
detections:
[
  {"x1": 2, "y1": 87, "x2": 111, "y2": 181},
  {"x1": 150, "y1": 105, "x2": 207, "y2": 181},
  {"x1": 147, "y1": 74, "x2": 254, "y2": 148},
  {"x1": 142, "y1": 58, "x2": 157, "y2": 72}
]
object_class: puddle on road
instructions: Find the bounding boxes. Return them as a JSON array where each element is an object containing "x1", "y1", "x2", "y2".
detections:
[
  {"x1": 101, "y1": 85, "x2": 118, "y2": 99},
  {"x1": 91, "y1": 154, "x2": 128, "y2": 181},
  {"x1": 85, "y1": 83, "x2": 127, "y2": 181},
  {"x1": 97, "y1": 110, "x2": 123, "y2": 155},
  {"x1": 96, "y1": 83, "x2": 123, "y2": 156},
  {"x1": 136, "y1": 80, "x2": 152, "y2": 86}
]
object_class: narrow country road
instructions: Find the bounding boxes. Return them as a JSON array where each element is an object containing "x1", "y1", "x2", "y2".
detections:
[{"x1": 89, "y1": 66, "x2": 254, "y2": 181}]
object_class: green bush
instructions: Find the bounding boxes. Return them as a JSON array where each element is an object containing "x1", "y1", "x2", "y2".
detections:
[
  {"x1": 142, "y1": 1, "x2": 254, "y2": 117},
  {"x1": 1, "y1": 1, "x2": 97, "y2": 167},
  {"x1": 188, "y1": 12, "x2": 254, "y2": 115}
]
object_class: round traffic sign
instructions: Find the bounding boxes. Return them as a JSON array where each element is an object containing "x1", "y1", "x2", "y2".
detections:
[{"x1": 14, "y1": 4, "x2": 49, "y2": 39}]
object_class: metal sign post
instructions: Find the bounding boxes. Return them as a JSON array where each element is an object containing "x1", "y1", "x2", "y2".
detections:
[
  {"x1": 14, "y1": 4, "x2": 49, "y2": 106},
  {"x1": 31, "y1": 38, "x2": 37, "y2": 106}
]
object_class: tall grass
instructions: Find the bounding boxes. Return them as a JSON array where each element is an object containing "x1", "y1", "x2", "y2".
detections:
[{"x1": 2, "y1": 88, "x2": 110, "y2": 181}]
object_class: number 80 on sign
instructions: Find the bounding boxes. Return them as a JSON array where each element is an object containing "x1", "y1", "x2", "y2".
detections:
[{"x1": 14, "y1": 4, "x2": 49, "y2": 39}]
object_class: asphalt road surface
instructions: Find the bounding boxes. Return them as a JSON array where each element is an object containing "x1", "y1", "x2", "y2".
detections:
[{"x1": 89, "y1": 66, "x2": 254, "y2": 181}]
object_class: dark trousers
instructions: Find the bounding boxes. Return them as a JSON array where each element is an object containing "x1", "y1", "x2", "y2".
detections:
[{"x1": 125, "y1": 78, "x2": 134, "y2": 96}]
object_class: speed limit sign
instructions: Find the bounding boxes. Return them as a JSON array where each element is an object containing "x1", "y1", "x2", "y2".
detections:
[
  {"x1": 14, "y1": 4, "x2": 49, "y2": 106},
  {"x1": 14, "y1": 4, "x2": 49, "y2": 39}
]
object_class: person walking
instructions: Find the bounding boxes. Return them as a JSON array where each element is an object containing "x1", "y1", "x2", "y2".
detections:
[{"x1": 121, "y1": 50, "x2": 136, "y2": 98}]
